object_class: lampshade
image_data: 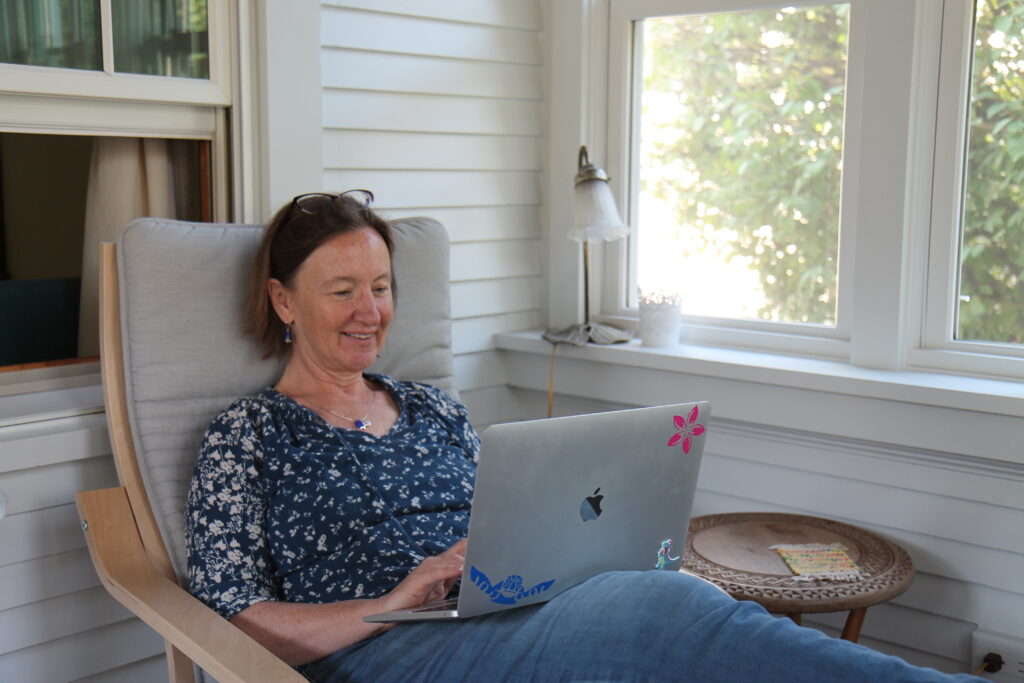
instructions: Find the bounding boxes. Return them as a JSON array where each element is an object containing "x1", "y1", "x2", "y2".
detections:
[
  {"x1": 542, "y1": 145, "x2": 634, "y2": 347},
  {"x1": 569, "y1": 146, "x2": 630, "y2": 244}
]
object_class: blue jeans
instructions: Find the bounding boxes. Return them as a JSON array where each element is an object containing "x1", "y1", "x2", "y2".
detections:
[{"x1": 300, "y1": 570, "x2": 982, "y2": 682}]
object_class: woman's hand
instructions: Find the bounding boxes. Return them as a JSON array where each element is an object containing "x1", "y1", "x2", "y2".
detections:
[
  {"x1": 375, "y1": 539, "x2": 467, "y2": 616},
  {"x1": 230, "y1": 539, "x2": 468, "y2": 663}
]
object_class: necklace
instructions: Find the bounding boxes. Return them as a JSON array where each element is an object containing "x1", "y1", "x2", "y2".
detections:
[{"x1": 314, "y1": 389, "x2": 377, "y2": 430}]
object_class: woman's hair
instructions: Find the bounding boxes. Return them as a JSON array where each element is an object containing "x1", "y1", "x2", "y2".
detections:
[{"x1": 246, "y1": 192, "x2": 395, "y2": 358}]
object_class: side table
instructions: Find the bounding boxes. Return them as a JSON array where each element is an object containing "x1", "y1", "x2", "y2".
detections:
[{"x1": 682, "y1": 512, "x2": 915, "y2": 642}]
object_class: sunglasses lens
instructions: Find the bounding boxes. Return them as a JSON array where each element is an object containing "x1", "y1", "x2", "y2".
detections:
[
  {"x1": 292, "y1": 190, "x2": 373, "y2": 218},
  {"x1": 295, "y1": 193, "x2": 335, "y2": 215},
  {"x1": 342, "y1": 189, "x2": 374, "y2": 208}
]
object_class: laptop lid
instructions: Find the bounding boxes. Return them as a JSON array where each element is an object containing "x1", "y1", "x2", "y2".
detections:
[{"x1": 456, "y1": 401, "x2": 709, "y2": 618}]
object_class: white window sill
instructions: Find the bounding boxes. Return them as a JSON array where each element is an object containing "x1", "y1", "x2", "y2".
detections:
[{"x1": 494, "y1": 331, "x2": 1024, "y2": 419}]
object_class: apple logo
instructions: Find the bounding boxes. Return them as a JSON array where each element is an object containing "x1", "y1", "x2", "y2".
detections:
[{"x1": 579, "y1": 487, "x2": 604, "y2": 522}]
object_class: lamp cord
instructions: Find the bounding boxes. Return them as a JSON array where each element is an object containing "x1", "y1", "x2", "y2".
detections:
[{"x1": 547, "y1": 343, "x2": 558, "y2": 418}]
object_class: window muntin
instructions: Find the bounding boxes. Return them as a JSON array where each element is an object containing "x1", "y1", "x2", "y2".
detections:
[
  {"x1": 634, "y1": 4, "x2": 850, "y2": 327},
  {"x1": 956, "y1": 0, "x2": 1024, "y2": 346}
]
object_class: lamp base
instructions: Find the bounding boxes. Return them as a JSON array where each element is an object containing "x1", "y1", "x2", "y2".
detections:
[{"x1": 542, "y1": 322, "x2": 634, "y2": 347}]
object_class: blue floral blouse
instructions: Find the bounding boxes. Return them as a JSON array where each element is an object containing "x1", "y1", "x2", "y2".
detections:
[{"x1": 185, "y1": 374, "x2": 480, "y2": 620}]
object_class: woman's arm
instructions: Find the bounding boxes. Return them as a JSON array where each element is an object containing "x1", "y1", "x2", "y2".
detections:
[{"x1": 231, "y1": 539, "x2": 466, "y2": 666}]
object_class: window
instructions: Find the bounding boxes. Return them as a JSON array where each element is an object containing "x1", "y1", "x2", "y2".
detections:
[
  {"x1": 634, "y1": 5, "x2": 849, "y2": 327},
  {"x1": 0, "y1": 0, "x2": 229, "y2": 104},
  {"x1": 0, "y1": 0, "x2": 236, "y2": 376},
  {"x1": 919, "y1": 0, "x2": 1024, "y2": 376},
  {"x1": 601, "y1": 0, "x2": 1024, "y2": 376}
]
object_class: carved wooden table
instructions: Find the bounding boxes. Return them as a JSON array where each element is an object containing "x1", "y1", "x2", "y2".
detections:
[{"x1": 682, "y1": 512, "x2": 915, "y2": 643}]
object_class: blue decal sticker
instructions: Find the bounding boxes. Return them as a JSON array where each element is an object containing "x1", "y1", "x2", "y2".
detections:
[
  {"x1": 655, "y1": 539, "x2": 680, "y2": 570},
  {"x1": 470, "y1": 566, "x2": 556, "y2": 605}
]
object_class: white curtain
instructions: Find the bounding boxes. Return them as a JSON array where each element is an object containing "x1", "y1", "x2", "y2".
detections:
[{"x1": 78, "y1": 137, "x2": 182, "y2": 356}]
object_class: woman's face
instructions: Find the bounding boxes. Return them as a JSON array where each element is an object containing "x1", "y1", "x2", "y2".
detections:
[{"x1": 269, "y1": 226, "x2": 393, "y2": 376}]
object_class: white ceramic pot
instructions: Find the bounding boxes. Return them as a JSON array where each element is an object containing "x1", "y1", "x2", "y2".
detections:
[{"x1": 639, "y1": 302, "x2": 682, "y2": 347}]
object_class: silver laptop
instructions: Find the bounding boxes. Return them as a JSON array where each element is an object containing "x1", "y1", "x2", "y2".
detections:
[{"x1": 364, "y1": 401, "x2": 709, "y2": 623}]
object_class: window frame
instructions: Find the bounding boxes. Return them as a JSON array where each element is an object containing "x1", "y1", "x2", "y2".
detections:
[
  {"x1": 604, "y1": 0, "x2": 862, "y2": 359},
  {"x1": 0, "y1": 0, "x2": 245, "y2": 388},
  {"x1": 595, "y1": 0, "x2": 1024, "y2": 378},
  {"x1": 0, "y1": 0, "x2": 231, "y2": 106},
  {"x1": 911, "y1": 0, "x2": 1024, "y2": 376}
]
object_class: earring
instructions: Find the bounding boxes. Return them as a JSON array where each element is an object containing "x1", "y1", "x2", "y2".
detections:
[{"x1": 283, "y1": 323, "x2": 293, "y2": 344}]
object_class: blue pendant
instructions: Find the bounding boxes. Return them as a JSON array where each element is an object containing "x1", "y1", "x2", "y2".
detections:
[{"x1": 355, "y1": 420, "x2": 370, "y2": 430}]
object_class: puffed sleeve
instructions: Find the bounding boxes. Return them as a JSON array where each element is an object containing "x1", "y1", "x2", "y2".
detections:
[{"x1": 185, "y1": 401, "x2": 279, "y2": 619}]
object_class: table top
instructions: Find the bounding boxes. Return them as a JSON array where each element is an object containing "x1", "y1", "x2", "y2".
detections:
[{"x1": 682, "y1": 512, "x2": 916, "y2": 614}]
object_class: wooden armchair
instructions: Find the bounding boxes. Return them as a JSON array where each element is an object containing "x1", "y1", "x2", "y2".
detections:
[{"x1": 76, "y1": 216, "x2": 457, "y2": 682}]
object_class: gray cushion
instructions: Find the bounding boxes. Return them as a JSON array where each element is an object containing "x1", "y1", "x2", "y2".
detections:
[{"x1": 117, "y1": 216, "x2": 455, "y2": 580}]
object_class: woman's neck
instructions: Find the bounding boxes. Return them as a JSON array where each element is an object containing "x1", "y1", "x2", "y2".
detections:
[{"x1": 274, "y1": 354, "x2": 372, "y2": 406}]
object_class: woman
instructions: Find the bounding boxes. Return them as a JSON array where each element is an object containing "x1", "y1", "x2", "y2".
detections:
[{"x1": 187, "y1": 191, "x2": 979, "y2": 682}]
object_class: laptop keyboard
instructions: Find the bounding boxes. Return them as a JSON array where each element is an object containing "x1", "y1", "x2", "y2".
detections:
[{"x1": 412, "y1": 598, "x2": 458, "y2": 613}]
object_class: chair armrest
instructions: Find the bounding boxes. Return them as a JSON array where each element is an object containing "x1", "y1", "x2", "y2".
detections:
[{"x1": 76, "y1": 487, "x2": 304, "y2": 683}]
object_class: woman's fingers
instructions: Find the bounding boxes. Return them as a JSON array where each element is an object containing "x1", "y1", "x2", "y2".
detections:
[{"x1": 376, "y1": 541, "x2": 469, "y2": 614}]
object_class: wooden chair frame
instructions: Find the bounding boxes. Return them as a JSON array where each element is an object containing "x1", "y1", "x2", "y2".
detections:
[{"x1": 75, "y1": 242, "x2": 303, "y2": 683}]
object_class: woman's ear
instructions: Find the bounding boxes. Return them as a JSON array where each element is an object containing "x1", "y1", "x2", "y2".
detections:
[{"x1": 267, "y1": 278, "x2": 293, "y2": 325}]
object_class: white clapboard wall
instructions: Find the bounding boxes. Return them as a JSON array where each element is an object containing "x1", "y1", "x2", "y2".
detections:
[
  {"x1": 509, "y1": 380, "x2": 1024, "y2": 675},
  {"x1": 320, "y1": 0, "x2": 546, "y2": 428},
  {"x1": 0, "y1": 404, "x2": 167, "y2": 682}
]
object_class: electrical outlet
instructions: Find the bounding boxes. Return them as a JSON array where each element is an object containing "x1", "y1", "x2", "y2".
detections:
[{"x1": 973, "y1": 629, "x2": 1024, "y2": 681}]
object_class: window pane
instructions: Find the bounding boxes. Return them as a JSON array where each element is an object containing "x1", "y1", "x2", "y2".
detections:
[
  {"x1": 0, "y1": 0, "x2": 102, "y2": 70},
  {"x1": 636, "y1": 4, "x2": 849, "y2": 325},
  {"x1": 957, "y1": 0, "x2": 1024, "y2": 345},
  {"x1": 111, "y1": 0, "x2": 209, "y2": 78}
]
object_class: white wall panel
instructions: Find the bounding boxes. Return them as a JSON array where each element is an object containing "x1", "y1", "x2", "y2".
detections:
[
  {"x1": 323, "y1": 90, "x2": 542, "y2": 136},
  {"x1": 322, "y1": 7, "x2": 541, "y2": 64},
  {"x1": 453, "y1": 351, "x2": 510, "y2": 392},
  {"x1": 322, "y1": 0, "x2": 541, "y2": 30},
  {"x1": 452, "y1": 312, "x2": 544, "y2": 355},
  {"x1": 323, "y1": 49, "x2": 542, "y2": 100},
  {"x1": 0, "y1": 549, "x2": 99, "y2": 612},
  {"x1": 0, "y1": 504, "x2": 85, "y2": 567},
  {"x1": 324, "y1": 131, "x2": 541, "y2": 171},
  {"x1": 76, "y1": 654, "x2": 169, "y2": 683},
  {"x1": 0, "y1": 587, "x2": 131, "y2": 656},
  {"x1": 461, "y1": 385, "x2": 522, "y2": 427},
  {"x1": 0, "y1": 617, "x2": 164, "y2": 683},
  {"x1": 323, "y1": 170, "x2": 540, "y2": 209},
  {"x1": 809, "y1": 620, "x2": 967, "y2": 675},
  {"x1": 450, "y1": 241, "x2": 541, "y2": 282},
  {"x1": 0, "y1": 413, "x2": 109, "y2": 472},
  {"x1": 0, "y1": 456, "x2": 116, "y2": 516},
  {"x1": 386, "y1": 206, "x2": 540, "y2": 243},
  {"x1": 451, "y1": 278, "x2": 543, "y2": 319}
]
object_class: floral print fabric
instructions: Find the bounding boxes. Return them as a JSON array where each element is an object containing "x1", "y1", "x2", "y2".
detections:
[{"x1": 186, "y1": 374, "x2": 480, "y2": 619}]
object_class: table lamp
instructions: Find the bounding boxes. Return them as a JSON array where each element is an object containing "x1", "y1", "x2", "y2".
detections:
[{"x1": 544, "y1": 146, "x2": 634, "y2": 346}]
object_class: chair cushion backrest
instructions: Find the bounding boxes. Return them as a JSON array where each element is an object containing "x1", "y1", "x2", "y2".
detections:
[{"x1": 117, "y1": 216, "x2": 455, "y2": 578}]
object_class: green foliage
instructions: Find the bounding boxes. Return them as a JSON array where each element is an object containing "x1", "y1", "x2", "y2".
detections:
[
  {"x1": 643, "y1": 5, "x2": 848, "y2": 324},
  {"x1": 643, "y1": 1, "x2": 1024, "y2": 343},
  {"x1": 958, "y1": 0, "x2": 1024, "y2": 344}
]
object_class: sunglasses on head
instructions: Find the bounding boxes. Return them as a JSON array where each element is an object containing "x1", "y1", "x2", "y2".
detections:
[{"x1": 283, "y1": 189, "x2": 374, "y2": 223}]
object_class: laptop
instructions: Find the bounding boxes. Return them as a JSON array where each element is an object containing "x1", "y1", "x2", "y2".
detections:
[{"x1": 364, "y1": 401, "x2": 709, "y2": 622}]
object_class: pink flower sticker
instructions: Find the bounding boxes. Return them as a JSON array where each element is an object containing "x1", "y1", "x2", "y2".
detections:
[{"x1": 666, "y1": 405, "x2": 705, "y2": 454}]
